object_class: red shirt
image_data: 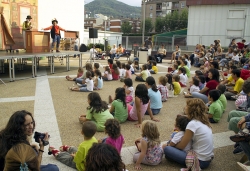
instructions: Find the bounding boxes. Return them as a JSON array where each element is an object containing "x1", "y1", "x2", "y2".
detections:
[
  {"x1": 205, "y1": 80, "x2": 219, "y2": 96},
  {"x1": 237, "y1": 42, "x2": 244, "y2": 50},
  {"x1": 43, "y1": 25, "x2": 65, "y2": 34},
  {"x1": 112, "y1": 69, "x2": 119, "y2": 80},
  {"x1": 109, "y1": 64, "x2": 113, "y2": 69}
]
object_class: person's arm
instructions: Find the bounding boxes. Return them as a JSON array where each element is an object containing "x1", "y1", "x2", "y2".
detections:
[
  {"x1": 59, "y1": 26, "x2": 66, "y2": 31},
  {"x1": 134, "y1": 138, "x2": 147, "y2": 170},
  {"x1": 199, "y1": 86, "x2": 209, "y2": 94},
  {"x1": 37, "y1": 132, "x2": 49, "y2": 166},
  {"x1": 175, "y1": 129, "x2": 193, "y2": 150},
  {"x1": 109, "y1": 104, "x2": 115, "y2": 113},
  {"x1": 42, "y1": 26, "x2": 52, "y2": 30},
  {"x1": 135, "y1": 97, "x2": 142, "y2": 127},
  {"x1": 147, "y1": 101, "x2": 159, "y2": 122},
  {"x1": 22, "y1": 22, "x2": 27, "y2": 30},
  {"x1": 125, "y1": 89, "x2": 131, "y2": 95}
]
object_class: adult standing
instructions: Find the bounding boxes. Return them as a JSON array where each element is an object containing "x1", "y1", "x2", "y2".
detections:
[
  {"x1": 89, "y1": 45, "x2": 97, "y2": 59},
  {"x1": 42, "y1": 18, "x2": 66, "y2": 52},
  {"x1": 0, "y1": 110, "x2": 59, "y2": 171},
  {"x1": 192, "y1": 68, "x2": 220, "y2": 103},
  {"x1": 163, "y1": 98, "x2": 214, "y2": 169},
  {"x1": 22, "y1": 15, "x2": 32, "y2": 49},
  {"x1": 144, "y1": 37, "x2": 152, "y2": 50},
  {"x1": 73, "y1": 35, "x2": 80, "y2": 57}
]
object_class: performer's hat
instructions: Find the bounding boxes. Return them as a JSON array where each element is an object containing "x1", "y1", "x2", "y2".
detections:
[
  {"x1": 52, "y1": 18, "x2": 58, "y2": 24},
  {"x1": 26, "y1": 15, "x2": 32, "y2": 19}
]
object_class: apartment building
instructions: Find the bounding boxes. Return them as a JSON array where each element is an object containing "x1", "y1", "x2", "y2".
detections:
[{"x1": 141, "y1": 0, "x2": 187, "y2": 26}]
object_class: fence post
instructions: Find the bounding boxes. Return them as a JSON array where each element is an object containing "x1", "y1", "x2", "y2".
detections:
[
  {"x1": 172, "y1": 35, "x2": 175, "y2": 51},
  {"x1": 126, "y1": 36, "x2": 128, "y2": 49}
]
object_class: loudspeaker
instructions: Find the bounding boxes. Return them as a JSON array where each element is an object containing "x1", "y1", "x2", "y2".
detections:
[
  {"x1": 79, "y1": 44, "x2": 87, "y2": 52},
  {"x1": 89, "y1": 28, "x2": 98, "y2": 38}
]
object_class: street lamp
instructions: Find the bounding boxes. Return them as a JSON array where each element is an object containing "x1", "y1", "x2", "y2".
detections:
[{"x1": 142, "y1": 0, "x2": 148, "y2": 45}]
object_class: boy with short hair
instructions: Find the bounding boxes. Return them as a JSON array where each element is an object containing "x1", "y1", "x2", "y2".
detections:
[
  {"x1": 48, "y1": 121, "x2": 98, "y2": 171},
  {"x1": 217, "y1": 84, "x2": 227, "y2": 112},
  {"x1": 208, "y1": 89, "x2": 223, "y2": 123},
  {"x1": 225, "y1": 69, "x2": 244, "y2": 100},
  {"x1": 150, "y1": 61, "x2": 158, "y2": 74}
]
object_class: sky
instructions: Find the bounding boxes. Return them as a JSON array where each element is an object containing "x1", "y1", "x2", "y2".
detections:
[{"x1": 85, "y1": 0, "x2": 141, "y2": 7}]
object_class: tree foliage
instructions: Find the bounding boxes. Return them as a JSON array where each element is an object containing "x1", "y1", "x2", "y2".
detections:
[
  {"x1": 141, "y1": 18, "x2": 154, "y2": 34},
  {"x1": 121, "y1": 21, "x2": 132, "y2": 34},
  {"x1": 155, "y1": 9, "x2": 188, "y2": 33}
]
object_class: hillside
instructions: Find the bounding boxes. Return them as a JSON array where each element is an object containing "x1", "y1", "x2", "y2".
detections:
[{"x1": 85, "y1": 0, "x2": 141, "y2": 18}]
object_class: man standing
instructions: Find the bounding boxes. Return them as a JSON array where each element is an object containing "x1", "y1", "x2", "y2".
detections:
[
  {"x1": 22, "y1": 15, "x2": 32, "y2": 49},
  {"x1": 42, "y1": 18, "x2": 66, "y2": 52},
  {"x1": 144, "y1": 37, "x2": 152, "y2": 50},
  {"x1": 73, "y1": 35, "x2": 80, "y2": 57}
]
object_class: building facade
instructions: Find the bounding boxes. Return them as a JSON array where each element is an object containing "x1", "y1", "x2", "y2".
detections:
[
  {"x1": 141, "y1": 0, "x2": 187, "y2": 27},
  {"x1": 186, "y1": 0, "x2": 250, "y2": 47}
]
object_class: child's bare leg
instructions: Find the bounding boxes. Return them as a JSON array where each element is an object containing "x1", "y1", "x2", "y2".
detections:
[{"x1": 69, "y1": 87, "x2": 80, "y2": 91}]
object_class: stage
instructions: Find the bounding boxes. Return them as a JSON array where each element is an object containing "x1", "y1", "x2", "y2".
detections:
[{"x1": 0, "y1": 51, "x2": 86, "y2": 82}]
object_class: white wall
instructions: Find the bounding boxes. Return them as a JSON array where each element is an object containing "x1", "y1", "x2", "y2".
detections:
[
  {"x1": 187, "y1": 4, "x2": 250, "y2": 47},
  {"x1": 38, "y1": 0, "x2": 85, "y2": 43}
]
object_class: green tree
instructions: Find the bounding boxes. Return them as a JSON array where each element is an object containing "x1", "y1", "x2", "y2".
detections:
[
  {"x1": 155, "y1": 17, "x2": 165, "y2": 33},
  {"x1": 121, "y1": 21, "x2": 132, "y2": 34},
  {"x1": 179, "y1": 9, "x2": 188, "y2": 29},
  {"x1": 141, "y1": 18, "x2": 153, "y2": 34}
]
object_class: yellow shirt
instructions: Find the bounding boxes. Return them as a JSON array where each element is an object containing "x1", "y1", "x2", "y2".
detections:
[
  {"x1": 116, "y1": 47, "x2": 123, "y2": 54},
  {"x1": 152, "y1": 66, "x2": 158, "y2": 74},
  {"x1": 173, "y1": 82, "x2": 181, "y2": 95},
  {"x1": 227, "y1": 75, "x2": 235, "y2": 84},
  {"x1": 234, "y1": 78, "x2": 244, "y2": 93},
  {"x1": 22, "y1": 21, "x2": 32, "y2": 30}
]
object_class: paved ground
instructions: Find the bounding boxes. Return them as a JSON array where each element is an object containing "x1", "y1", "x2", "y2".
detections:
[{"x1": 0, "y1": 54, "x2": 244, "y2": 171}]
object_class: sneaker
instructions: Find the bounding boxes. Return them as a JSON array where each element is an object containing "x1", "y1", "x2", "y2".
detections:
[
  {"x1": 234, "y1": 142, "x2": 239, "y2": 148},
  {"x1": 233, "y1": 146, "x2": 244, "y2": 154}
]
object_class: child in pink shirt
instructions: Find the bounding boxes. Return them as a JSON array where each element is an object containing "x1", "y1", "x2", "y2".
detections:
[
  {"x1": 125, "y1": 64, "x2": 132, "y2": 79},
  {"x1": 100, "y1": 119, "x2": 124, "y2": 154},
  {"x1": 127, "y1": 84, "x2": 159, "y2": 128},
  {"x1": 123, "y1": 78, "x2": 134, "y2": 103}
]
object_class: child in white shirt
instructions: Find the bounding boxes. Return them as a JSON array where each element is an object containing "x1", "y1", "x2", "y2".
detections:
[
  {"x1": 178, "y1": 67, "x2": 188, "y2": 87},
  {"x1": 69, "y1": 71, "x2": 93, "y2": 92},
  {"x1": 232, "y1": 50, "x2": 240, "y2": 64},
  {"x1": 184, "y1": 77, "x2": 200, "y2": 98},
  {"x1": 103, "y1": 66, "x2": 113, "y2": 81},
  {"x1": 162, "y1": 115, "x2": 192, "y2": 152}
]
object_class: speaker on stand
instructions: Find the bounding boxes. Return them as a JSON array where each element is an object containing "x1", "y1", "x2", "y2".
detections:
[{"x1": 85, "y1": 28, "x2": 98, "y2": 65}]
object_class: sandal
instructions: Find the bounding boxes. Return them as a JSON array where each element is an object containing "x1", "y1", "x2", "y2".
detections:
[
  {"x1": 59, "y1": 145, "x2": 70, "y2": 152},
  {"x1": 48, "y1": 146, "x2": 59, "y2": 156},
  {"x1": 135, "y1": 140, "x2": 141, "y2": 152},
  {"x1": 230, "y1": 131, "x2": 250, "y2": 142}
]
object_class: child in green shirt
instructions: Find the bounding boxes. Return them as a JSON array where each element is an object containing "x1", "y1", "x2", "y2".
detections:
[
  {"x1": 48, "y1": 121, "x2": 98, "y2": 171},
  {"x1": 217, "y1": 84, "x2": 227, "y2": 112},
  {"x1": 208, "y1": 90, "x2": 223, "y2": 123}
]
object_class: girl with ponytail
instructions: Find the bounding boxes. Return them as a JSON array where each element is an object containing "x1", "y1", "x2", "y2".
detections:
[{"x1": 145, "y1": 76, "x2": 162, "y2": 115}]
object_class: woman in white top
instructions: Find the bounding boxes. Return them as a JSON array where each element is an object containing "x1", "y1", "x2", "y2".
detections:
[
  {"x1": 73, "y1": 35, "x2": 80, "y2": 57},
  {"x1": 110, "y1": 44, "x2": 117, "y2": 59},
  {"x1": 163, "y1": 98, "x2": 214, "y2": 169}
]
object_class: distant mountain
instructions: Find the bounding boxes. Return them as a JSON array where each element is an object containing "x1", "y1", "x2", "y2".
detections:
[{"x1": 85, "y1": 0, "x2": 141, "y2": 19}]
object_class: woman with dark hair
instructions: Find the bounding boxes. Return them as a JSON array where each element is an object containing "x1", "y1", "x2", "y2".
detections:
[
  {"x1": 229, "y1": 39, "x2": 237, "y2": 50},
  {"x1": 85, "y1": 143, "x2": 126, "y2": 171},
  {"x1": 0, "y1": 110, "x2": 59, "y2": 171},
  {"x1": 192, "y1": 68, "x2": 220, "y2": 103}
]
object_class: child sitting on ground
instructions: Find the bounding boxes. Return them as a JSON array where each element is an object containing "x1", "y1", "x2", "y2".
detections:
[
  {"x1": 198, "y1": 75, "x2": 206, "y2": 90},
  {"x1": 48, "y1": 121, "x2": 98, "y2": 171},
  {"x1": 66, "y1": 67, "x2": 83, "y2": 81},
  {"x1": 94, "y1": 69, "x2": 103, "y2": 90},
  {"x1": 166, "y1": 74, "x2": 175, "y2": 98},
  {"x1": 103, "y1": 66, "x2": 113, "y2": 81},
  {"x1": 150, "y1": 61, "x2": 158, "y2": 74},
  {"x1": 207, "y1": 89, "x2": 223, "y2": 123},
  {"x1": 120, "y1": 64, "x2": 131, "y2": 82},
  {"x1": 147, "y1": 60, "x2": 152, "y2": 70},
  {"x1": 93, "y1": 63, "x2": 100, "y2": 72},
  {"x1": 128, "y1": 61, "x2": 135, "y2": 74},
  {"x1": 135, "y1": 64, "x2": 149, "y2": 82},
  {"x1": 75, "y1": 63, "x2": 94, "y2": 85},
  {"x1": 107, "y1": 59, "x2": 113, "y2": 69},
  {"x1": 127, "y1": 84, "x2": 159, "y2": 127},
  {"x1": 109, "y1": 88, "x2": 128, "y2": 123},
  {"x1": 117, "y1": 61, "x2": 125, "y2": 78},
  {"x1": 69, "y1": 71, "x2": 93, "y2": 92},
  {"x1": 133, "y1": 60, "x2": 139, "y2": 72},
  {"x1": 172, "y1": 74, "x2": 181, "y2": 95},
  {"x1": 184, "y1": 77, "x2": 200, "y2": 98},
  {"x1": 79, "y1": 92, "x2": 114, "y2": 131},
  {"x1": 145, "y1": 76, "x2": 162, "y2": 115},
  {"x1": 178, "y1": 67, "x2": 188, "y2": 87},
  {"x1": 162, "y1": 115, "x2": 191, "y2": 152},
  {"x1": 157, "y1": 76, "x2": 168, "y2": 102},
  {"x1": 124, "y1": 78, "x2": 134, "y2": 103},
  {"x1": 216, "y1": 84, "x2": 227, "y2": 112},
  {"x1": 134, "y1": 120, "x2": 163, "y2": 170},
  {"x1": 100, "y1": 119, "x2": 125, "y2": 154},
  {"x1": 111, "y1": 63, "x2": 120, "y2": 80}
]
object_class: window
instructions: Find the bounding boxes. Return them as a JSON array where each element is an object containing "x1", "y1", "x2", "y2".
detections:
[
  {"x1": 150, "y1": 5, "x2": 152, "y2": 10},
  {"x1": 181, "y1": 2, "x2": 185, "y2": 8},
  {"x1": 227, "y1": 30, "x2": 243, "y2": 37},
  {"x1": 228, "y1": 9, "x2": 245, "y2": 18},
  {"x1": 149, "y1": 13, "x2": 153, "y2": 18}
]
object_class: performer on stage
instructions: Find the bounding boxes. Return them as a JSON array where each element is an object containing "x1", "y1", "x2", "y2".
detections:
[
  {"x1": 22, "y1": 15, "x2": 32, "y2": 49},
  {"x1": 42, "y1": 18, "x2": 66, "y2": 52}
]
